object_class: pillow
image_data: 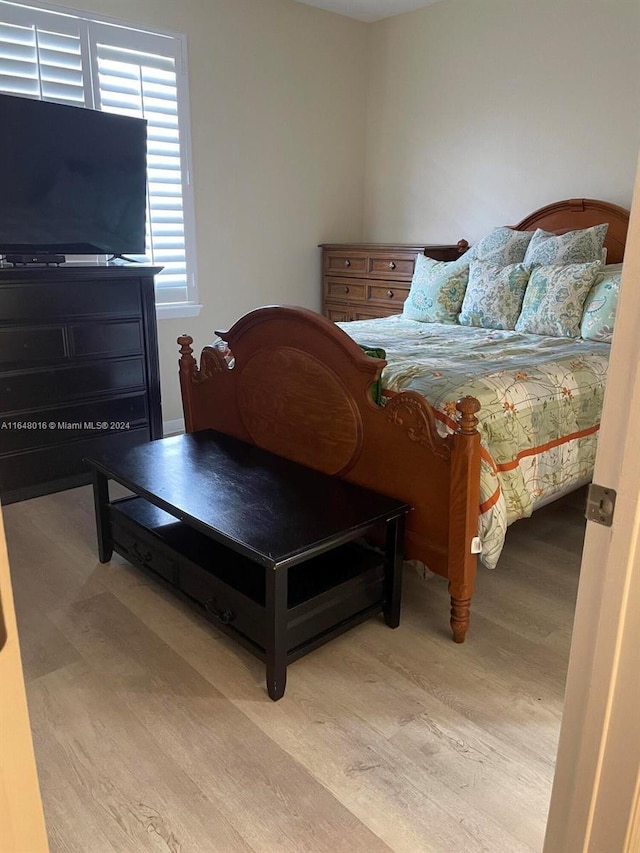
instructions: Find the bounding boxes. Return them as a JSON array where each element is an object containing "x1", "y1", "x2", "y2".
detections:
[
  {"x1": 523, "y1": 223, "x2": 608, "y2": 267},
  {"x1": 458, "y1": 261, "x2": 530, "y2": 330},
  {"x1": 469, "y1": 226, "x2": 534, "y2": 265},
  {"x1": 600, "y1": 262, "x2": 624, "y2": 274},
  {"x1": 515, "y1": 262, "x2": 602, "y2": 337},
  {"x1": 580, "y1": 266, "x2": 622, "y2": 342},
  {"x1": 403, "y1": 253, "x2": 470, "y2": 323}
]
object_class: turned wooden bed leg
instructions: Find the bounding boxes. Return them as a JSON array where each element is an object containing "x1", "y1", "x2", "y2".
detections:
[
  {"x1": 450, "y1": 595, "x2": 471, "y2": 643},
  {"x1": 447, "y1": 396, "x2": 481, "y2": 644}
]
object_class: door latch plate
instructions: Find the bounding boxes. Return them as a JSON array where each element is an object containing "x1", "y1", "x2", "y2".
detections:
[{"x1": 585, "y1": 483, "x2": 616, "y2": 527}]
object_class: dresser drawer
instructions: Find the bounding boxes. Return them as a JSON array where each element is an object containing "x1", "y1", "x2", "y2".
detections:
[
  {"x1": 70, "y1": 320, "x2": 143, "y2": 358},
  {"x1": 0, "y1": 357, "x2": 146, "y2": 413},
  {"x1": 0, "y1": 279, "x2": 142, "y2": 319},
  {"x1": 0, "y1": 426, "x2": 150, "y2": 496},
  {"x1": 0, "y1": 394, "x2": 148, "y2": 453},
  {"x1": 367, "y1": 284, "x2": 410, "y2": 307},
  {"x1": 0, "y1": 326, "x2": 66, "y2": 366},
  {"x1": 324, "y1": 252, "x2": 367, "y2": 276},
  {"x1": 180, "y1": 559, "x2": 267, "y2": 648},
  {"x1": 367, "y1": 253, "x2": 417, "y2": 279},
  {"x1": 352, "y1": 306, "x2": 402, "y2": 320},
  {"x1": 324, "y1": 303, "x2": 350, "y2": 323},
  {"x1": 324, "y1": 277, "x2": 366, "y2": 302},
  {"x1": 111, "y1": 503, "x2": 179, "y2": 585}
]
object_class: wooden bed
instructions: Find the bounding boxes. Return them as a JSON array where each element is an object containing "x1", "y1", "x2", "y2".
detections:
[{"x1": 177, "y1": 198, "x2": 629, "y2": 643}]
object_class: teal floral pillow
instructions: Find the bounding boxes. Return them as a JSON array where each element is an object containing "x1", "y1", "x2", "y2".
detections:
[
  {"x1": 515, "y1": 262, "x2": 602, "y2": 337},
  {"x1": 469, "y1": 226, "x2": 534, "y2": 266},
  {"x1": 458, "y1": 261, "x2": 531, "y2": 330},
  {"x1": 523, "y1": 223, "x2": 608, "y2": 267},
  {"x1": 580, "y1": 265, "x2": 622, "y2": 342},
  {"x1": 403, "y1": 254, "x2": 470, "y2": 323}
]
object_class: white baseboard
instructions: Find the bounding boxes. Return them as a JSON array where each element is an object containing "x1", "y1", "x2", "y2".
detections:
[{"x1": 163, "y1": 418, "x2": 185, "y2": 436}]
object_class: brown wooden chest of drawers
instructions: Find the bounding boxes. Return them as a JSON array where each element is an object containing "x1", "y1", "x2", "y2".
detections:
[{"x1": 320, "y1": 242, "x2": 467, "y2": 322}]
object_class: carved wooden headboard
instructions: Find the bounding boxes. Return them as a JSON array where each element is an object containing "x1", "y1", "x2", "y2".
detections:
[{"x1": 512, "y1": 198, "x2": 629, "y2": 264}]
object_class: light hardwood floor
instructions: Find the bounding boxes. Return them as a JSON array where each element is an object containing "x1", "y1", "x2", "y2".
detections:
[{"x1": 3, "y1": 485, "x2": 586, "y2": 853}]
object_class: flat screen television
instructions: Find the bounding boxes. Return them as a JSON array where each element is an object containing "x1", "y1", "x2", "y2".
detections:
[{"x1": 0, "y1": 93, "x2": 147, "y2": 258}]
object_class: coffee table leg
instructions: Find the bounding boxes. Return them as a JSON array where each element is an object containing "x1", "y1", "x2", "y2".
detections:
[
  {"x1": 265, "y1": 566, "x2": 287, "y2": 701},
  {"x1": 91, "y1": 468, "x2": 113, "y2": 563},
  {"x1": 383, "y1": 514, "x2": 405, "y2": 628}
]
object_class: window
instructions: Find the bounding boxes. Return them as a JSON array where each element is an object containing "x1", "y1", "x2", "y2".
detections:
[{"x1": 0, "y1": 0, "x2": 199, "y2": 317}]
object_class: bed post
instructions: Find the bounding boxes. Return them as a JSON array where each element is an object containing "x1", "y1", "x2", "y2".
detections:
[
  {"x1": 178, "y1": 335, "x2": 197, "y2": 433},
  {"x1": 447, "y1": 396, "x2": 481, "y2": 643}
]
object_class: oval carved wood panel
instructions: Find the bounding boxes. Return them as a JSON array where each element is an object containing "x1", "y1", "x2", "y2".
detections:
[{"x1": 237, "y1": 347, "x2": 362, "y2": 475}]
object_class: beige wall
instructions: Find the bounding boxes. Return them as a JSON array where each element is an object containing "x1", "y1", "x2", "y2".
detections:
[
  {"x1": 74, "y1": 0, "x2": 369, "y2": 422},
  {"x1": 363, "y1": 0, "x2": 640, "y2": 244}
]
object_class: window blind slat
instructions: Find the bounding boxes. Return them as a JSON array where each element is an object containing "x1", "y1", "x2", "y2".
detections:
[
  {"x1": 97, "y1": 78, "x2": 141, "y2": 96},
  {"x1": 150, "y1": 224, "x2": 185, "y2": 235},
  {"x1": 97, "y1": 60, "x2": 175, "y2": 86},
  {"x1": 0, "y1": 22, "x2": 34, "y2": 47},
  {"x1": 141, "y1": 96, "x2": 177, "y2": 114},
  {"x1": 148, "y1": 142, "x2": 180, "y2": 156},
  {"x1": 97, "y1": 43, "x2": 175, "y2": 72},
  {"x1": 148, "y1": 164, "x2": 182, "y2": 175},
  {"x1": 0, "y1": 56, "x2": 36, "y2": 77},
  {"x1": 0, "y1": 73, "x2": 38, "y2": 95},
  {"x1": 100, "y1": 93, "x2": 143, "y2": 110},
  {"x1": 101, "y1": 99, "x2": 177, "y2": 117},
  {"x1": 151, "y1": 240, "x2": 185, "y2": 250},
  {"x1": 149, "y1": 209, "x2": 184, "y2": 218},
  {"x1": 0, "y1": 42, "x2": 35, "y2": 62},
  {"x1": 97, "y1": 74, "x2": 177, "y2": 101},
  {"x1": 40, "y1": 81, "x2": 84, "y2": 102},
  {"x1": 147, "y1": 126, "x2": 179, "y2": 141},
  {"x1": 37, "y1": 32, "x2": 81, "y2": 52},
  {"x1": 40, "y1": 64, "x2": 83, "y2": 85},
  {"x1": 138, "y1": 112, "x2": 178, "y2": 128}
]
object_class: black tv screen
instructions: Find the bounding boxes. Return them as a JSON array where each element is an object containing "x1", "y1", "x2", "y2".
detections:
[{"x1": 0, "y1": 94, "x2": 147, "y2": 256}]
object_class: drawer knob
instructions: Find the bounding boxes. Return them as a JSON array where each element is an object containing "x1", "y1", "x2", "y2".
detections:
[
  {"x1": 344, "y1": 286, "x2": 350, "y2": 294},
  {"x1": 388, "y1": 261, "x2": 396, "y2": 270},
  {"x1": 344, "y1": 259, "x2": 351, "y2": 267},
  {"x1": 205, "y1": 597, "x2": 235, "y2": 624},
  {"x1": 387, "y1": 290, "x2": 394, "y2": 298}
]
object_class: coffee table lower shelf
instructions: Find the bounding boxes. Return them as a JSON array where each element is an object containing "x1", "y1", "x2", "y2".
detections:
[{"x1": 110, "y1": 496, "x2": 389, "y2": 690}]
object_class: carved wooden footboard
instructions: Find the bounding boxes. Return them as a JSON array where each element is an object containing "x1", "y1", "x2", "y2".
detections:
[{"x1": 178, "y1": 306, "x2": 481, "y2": 642}]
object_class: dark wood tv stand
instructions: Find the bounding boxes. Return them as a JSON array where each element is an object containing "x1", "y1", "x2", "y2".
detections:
[{"x1": 0, "y1": 264, "x2": 162, "y2": 503}]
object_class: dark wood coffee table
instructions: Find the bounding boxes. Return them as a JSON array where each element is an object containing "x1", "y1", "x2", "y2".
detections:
[{"x1": 87, "y1": 429, "x2": 409, "y2": 700}]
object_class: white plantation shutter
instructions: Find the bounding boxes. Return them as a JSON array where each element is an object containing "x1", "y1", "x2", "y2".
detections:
[
  {"x1": 91, "y1": 32, "x2": 190, "y2": 305},
  {"x1": 0, "y1": 2, "x2": 197, "y2": 309},
  {"x1": 0, "y1": 4, "x2": 88, "y2": 104}
]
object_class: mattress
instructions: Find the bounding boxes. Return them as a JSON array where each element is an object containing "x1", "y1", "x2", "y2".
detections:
[{"x1": 339, "y1": 315, "x2": 610, "y2": 568}]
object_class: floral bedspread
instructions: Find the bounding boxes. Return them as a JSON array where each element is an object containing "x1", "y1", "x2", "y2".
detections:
[{"x1": 339, "y1": 315, "x2": 610, "y2": 568}]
